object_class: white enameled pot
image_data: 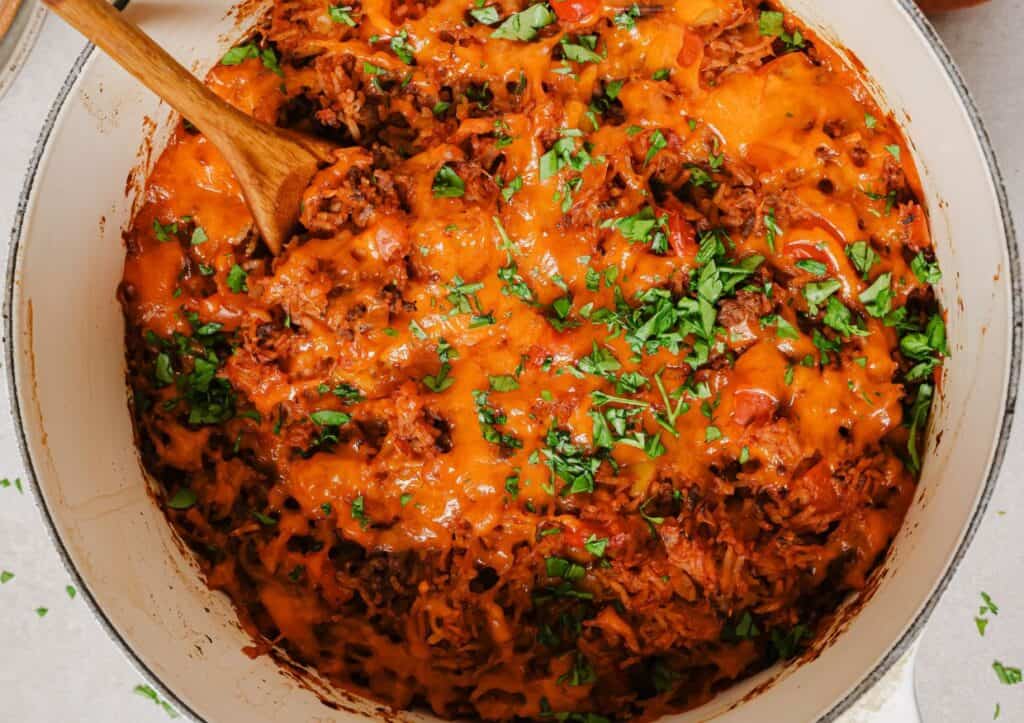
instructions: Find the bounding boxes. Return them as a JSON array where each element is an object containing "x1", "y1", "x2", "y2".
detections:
[{"x1": 5, "y1": 1, "x2": 1019, "y2": 721}]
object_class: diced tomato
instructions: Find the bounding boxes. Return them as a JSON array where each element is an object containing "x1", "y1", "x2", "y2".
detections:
[
  {"x1": 899, "y1": 202, "x2": 933, "y2": 251},
  {"x1": 663, "y1": 207, "x2": 697, "y2": 258},
  {"x1": 784, "y1": 239, "x2": 834, "y2": 270},
  {"x1": 732, "y1": 388, "x2": 778, "y2": 426},
  {"x1": 677, "y1": 29, "x2": 703, "y2": 67},
  {"x1": 550, "y1": 0, "x2": 599, "y2": 22}
]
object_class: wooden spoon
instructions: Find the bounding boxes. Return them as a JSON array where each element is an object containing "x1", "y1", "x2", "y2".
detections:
[{"x1": 40, "y1": 0, "x2": 335, "y2": 254}]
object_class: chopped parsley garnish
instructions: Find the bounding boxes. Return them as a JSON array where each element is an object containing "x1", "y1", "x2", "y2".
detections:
[
  {"x1": 226, "y1": 264, "x2": 248, "y2": 293},
  {"x1": 221, "y1": 43, "x2": 284, "y2": 76},
  {"x1": 543, "y1": 425, "x2": 601, "y2": 496},
  {"x1": 390, "y1": 29, "x2": 415, "y2": 64},
  {"x1": 470, "y1": 4, "x2": 501, "y2": 24},
  {"x1": 133, "y1": 684, "x2": 180, "y2": 719},
  {"x1": 993, "y1": 661, "x2": 1022, "y2": 686},
  {"x1": 605, "y1": 206, "x2": 669, "y2": 254},
  {"x1": 614, "y1": 3, "x2": 641, "y2": 29},
  {"x1": 432, "y1": 164, "x2": 466, "y2": 197},
  {"x1": 823, "y1": 296, "x2": 867, "y2": 339},
  {"x1": 911, "y1": 252, "x2": 942, "y2": 284},
  {"x1": 1, "y1": 478, "x2": 22, "y2": 494},
  {"x1": 0, "y1": 571, "x2": 13, "y2": 584},
  {"x1": 252, "y1": 511, "x2": 277, "y2": 526},
  {"x1": 153, "y1": 219, "x2": 178, "y2": 242},
  {"x1": 845, "y1": 241, "x2": 879, "y2": 278},
  {"x1": 907, "y1": 383, "x2": 933, "y2": 472},
  {"x1": 644, "y1": 129, "x2": 667, "y2": 167},
  {"x1": 859, "y1": 272, "x2": 893, "y2": 317},
  {"x1": 501, "y1": 174, "x2": 523, "y2": 202},
  {"x1": 764, "y1": 209, "x2": 781, "y2": 252},
  {"x1": 489, "y1": 375, "x2": 520, "y2": 392},
  {"x1": 327, "y1": 4, "x2": 357, "y2": 26},
  {"x1": 310, "y1": 410, "x2": 352, "y2": 426},
  {"x1": 771, "y1": 624, "x2": 808, "y2": 659},
  {"x1": 539, "y1": 131, "x2": 596, "y2": 182},
  {"x1": 899, "y1": 314, "x2": 947, "y2": 381},
  {"x1": 584, "y1": 534, "x2": 608, "y2": 557},
  {"x1": 351, "y1": 495, "x2": 370, "y2": 528},
  {"x1": 498, "y1": 258, "x2": 537, "y2": 304},
  {"x1": 190, "y1": 227, "x2": 208, "y2": 246},
  {"x1": 167, "y1": 488, "x2": 197, "y2": 510},
  {"x1": 560, "y1": 35, "x2": 603, "y2": 64},
  {"x1": 491, "y1": 3, "x2": 555, "y2": 42},
  {"x1": 796, "y1": 259, "x2": 827, "y2": 276},
  {"x1": 802, "y1": 279, "x2": 840, "y2": 315},
  {"x1": 758, "y1": 10, "x2": 805, "y2": 51}
]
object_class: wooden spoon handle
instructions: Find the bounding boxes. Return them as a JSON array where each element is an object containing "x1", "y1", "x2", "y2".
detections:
[{"x1": 40, "y1": 0, "x2": 247, "y2": 141}]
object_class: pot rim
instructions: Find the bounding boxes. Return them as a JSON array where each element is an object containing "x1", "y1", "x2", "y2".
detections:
[{"x1": 5, "y1": 2, "x2": 1020, "y2": 722}]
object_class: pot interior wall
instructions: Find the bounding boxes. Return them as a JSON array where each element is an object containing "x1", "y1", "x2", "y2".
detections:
[{"x1": 8, "y1": 1, "x2": 1014, "y2": 721}]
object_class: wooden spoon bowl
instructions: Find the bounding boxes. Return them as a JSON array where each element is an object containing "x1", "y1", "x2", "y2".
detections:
[{"x1": 40, "y1": 0, "x2": 336, "y2": 254}]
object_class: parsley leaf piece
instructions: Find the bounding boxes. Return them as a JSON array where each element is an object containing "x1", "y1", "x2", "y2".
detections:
[
  {"x1": 846, "y1": 241, "x2": 879, "y2": 278},
  {"x1": 167, "y1": 488, "x2": 197, "y2": 510},
  {"x1": 758, "y1": 10, "x2": 805, "y2": 50},
  {"x1": 310, "y1": 410, "x2": 351, "y2": 426},
  {"x1": 859, "y1": 272, "x2": 893, "y2": 318},
  {"x1": 489, "y1": 375, "x2": 520, "y2": 392},
  {"x1": 644, "y1": 129, "x2": 667, "y2": 167},
  {"x1": 351, "y1": 495, "x2": 370, "y2": 529},
  {"x1": 226, "y1": 264, "x2": 248, "y2": 293},
  {"x1": 501, "y1": 174, "x2": 523, "y2": 202},
  {"x1": 545, "y1": 556, "x2": 586, "y2": 581},
  {"x1": 907, "y1": 383, "x2": 933, "y2": 473},
  {"x1": 153, "y1": 219, "x2": 178, "y2": 242},
  {"x1": 543, "y1": 425, "x2": 601, "y2": 496},
  {"x1": 607, "y1": 206, "x2": 669, "y2": 253},
  {"x1": 221, "y1": 44, "x2": 259, "y2": 66},
  {"x1": 432, "y1": 164, "x2": 466, "y2": 197},
  {"x1": 491, "y1": 3, "x2": 555, "y2": 42},
  {"x1": 758, "y1": 10, "x2": 785, "y2": 37},
  {"x1": 190, "y1": 227, "x2": 208, "y2": 246},
  {"x1": 823, "y1": 296, "x2": 868, "y2": 338},
  {"x1": 584, "y1": 534, "x2": 608, "y2": 557},
  {"x1": 911, "y1": 252, "x2": 942, "y2": 284},
  {"x1": 614, "y1": 4, "x2": 640, "y2": 29},
  {"x1": 764, "y1": 208, "x2": 781, "y2": 252},
  {"x1": 0, "y1": 571, "x2": 13, "y2": 584},
  {"x1": 803, "y1": 279, "x2": 841, "y2": 315},
  {"x1": 423, "y1": 363, "x2": 455, "y2": 392},
  {"x1": 560, "y1": 35, "x2": 603, "y2": 64},
  {"x1": 328, "y1": 4, "x2": 357, "y2": 26},
  {"x1": 993, "y1": 661, "x2": 1023, "y2": 686},
  {"x1": 470, "y1": 5, "x2": 501, "y2": 24},
  {"x1": 796, "y1": 259, "x2": 827, "y2": 276},
  {"x1": 390, "y1": 29, "x2": 415, "y2": 64},
  {"x1": 771, "y1": 624, "x2": 808, "y2": 660}
]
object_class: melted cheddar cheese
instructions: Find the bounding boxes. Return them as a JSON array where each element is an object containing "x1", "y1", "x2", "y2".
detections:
[{"x1": 120, "y1": 1, "x2": 945, "y2": 720}]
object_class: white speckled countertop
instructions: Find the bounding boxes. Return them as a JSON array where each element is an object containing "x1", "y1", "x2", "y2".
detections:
[{"x1": 0, "y1": 3, "x2": 1020, "y2": 721}]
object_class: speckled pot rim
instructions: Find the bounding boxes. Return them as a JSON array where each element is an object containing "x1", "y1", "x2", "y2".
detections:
[{"x1": 5, "y1": 2, "x2": 1020, "y2": 722}]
